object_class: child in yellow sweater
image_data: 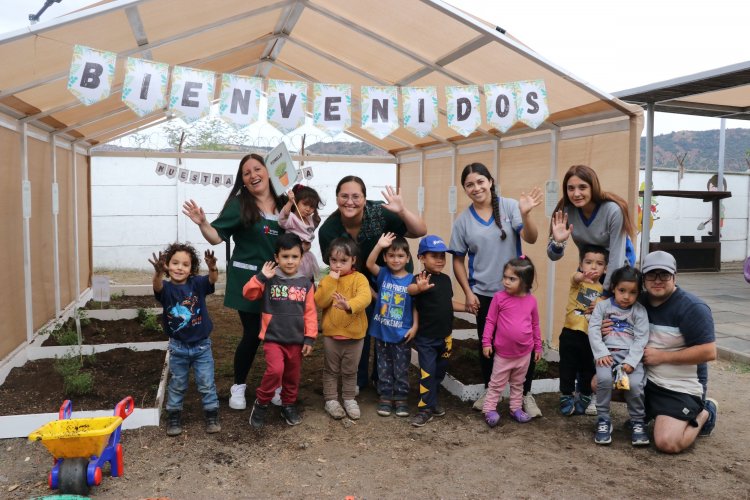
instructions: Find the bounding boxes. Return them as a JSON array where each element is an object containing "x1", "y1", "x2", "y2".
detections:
[{"x1": 314, "y1": 238, "x2": 372, "y2": 420}]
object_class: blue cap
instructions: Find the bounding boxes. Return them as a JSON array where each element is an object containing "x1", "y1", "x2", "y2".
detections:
[{"x1": 418, "y1": 235, "x2": 449, "y2": 255}]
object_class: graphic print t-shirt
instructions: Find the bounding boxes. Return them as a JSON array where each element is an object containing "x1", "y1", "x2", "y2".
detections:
[
  {"x1": 368, "y1": 268, "x2": 413, "y2": 343},
  {"x1": 155, "y1": 275, "x2": 215, "y2": 343}
]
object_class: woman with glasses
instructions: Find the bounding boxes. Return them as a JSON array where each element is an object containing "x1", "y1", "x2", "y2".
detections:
[
  {"x1": 182, "y1": 153, "x2": 285, "y2": 412},
  {"x1": 548, "y1": 164, "x2": 636, "y2": 289},
  {"x1": 450, "y1": 162, "x2": 543, "y2": 415},
  {"x1": 318, "y1": 175, "x2": 427, "y2": 390}
]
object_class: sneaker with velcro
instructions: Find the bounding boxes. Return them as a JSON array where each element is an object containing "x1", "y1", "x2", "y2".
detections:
[
  {"x1": 699, "y1": 398, "x2": 718, "y2": 437},
  {"x1": 594, "y1": 416, "x2": 612, "y2": 445}
]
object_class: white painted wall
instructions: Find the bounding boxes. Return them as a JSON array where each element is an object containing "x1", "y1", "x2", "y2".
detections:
[
  {"x1": 638, "y1": 169, "x2": 750, "y2": 262},
  {"x1": 91, "y1": 156, "x2": 397, "y2": 270},
  {"x1": 91, "y1": 158, "x2": 749, "y2": 269}
]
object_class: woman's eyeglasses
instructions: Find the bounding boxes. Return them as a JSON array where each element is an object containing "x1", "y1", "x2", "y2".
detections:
[
  {"x1": 337, "y1": 194, "x2": 363, "y2": 204},
  {"x1": 644, "y1": 271, "x2": 673, "y2": 282}
]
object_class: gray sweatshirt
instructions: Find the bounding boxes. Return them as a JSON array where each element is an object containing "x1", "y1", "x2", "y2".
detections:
[
  {"x1": 588, "y1": 297, "x2": 649, "y2": 369},
  {"x1": 547, "y1": 201, "x2": 629, "y2": 289}
]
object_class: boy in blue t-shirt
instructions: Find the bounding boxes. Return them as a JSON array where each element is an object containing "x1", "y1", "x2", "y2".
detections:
[
  {"x1": 150, "y1": 243, "x2": 219, "y2": 437},
  {"x1": 366, "y1": 233, "x2": 417, "y2": 418}
]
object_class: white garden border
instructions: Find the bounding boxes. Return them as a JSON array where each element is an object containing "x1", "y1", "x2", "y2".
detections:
[{"x1": 0, "y1": 299, "x2": 170, "y2": 439}]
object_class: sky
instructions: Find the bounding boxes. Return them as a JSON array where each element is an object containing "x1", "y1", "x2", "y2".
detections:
[{"x1": 1, "y1": 0, "x2": 748, "y2": 137}]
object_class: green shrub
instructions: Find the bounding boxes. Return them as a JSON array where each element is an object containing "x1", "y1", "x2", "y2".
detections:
[
  {"x1": 51, "y1": 325, "x2": 79, "y2": 346},
  {"x1": 76, "y1": 309, "x2": 91, "y2": 328},
  {"x1": 54, "y1": 355, "x2": 94, "y2": 396},
  {"x1": 138, "y1": 308, "x2": 163, "y2": 333},
  {"x1": 534, "y1": 357, "x2": 550, "y2": 378}
]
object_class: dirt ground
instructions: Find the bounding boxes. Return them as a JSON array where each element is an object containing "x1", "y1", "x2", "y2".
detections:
[{"x1": 1, "y1": 270, "x2": 749, "y2": 499}]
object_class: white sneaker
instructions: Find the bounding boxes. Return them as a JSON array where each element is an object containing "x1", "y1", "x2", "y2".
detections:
[
  {"x1": 343, "y1": 399, "x2": 361, "y2": 420},
  {"x1": 523, "y1": 393, "x2": 543, "y2": 418},
  {"x1": 271, "y1": 386, "x2": 282, "y2": 406},
  {"x1": 229, "y1": 384, "x2": 247, "y2": 410},
  {"x1": 585, "y1": 395, "x2": 597, "y2": 416},
  {"x1": 472, "y1": 390, "x2": 487, "y2": 411},
  {"x1": 324, "y1": 400, "x2": 346, "y2": 420}
]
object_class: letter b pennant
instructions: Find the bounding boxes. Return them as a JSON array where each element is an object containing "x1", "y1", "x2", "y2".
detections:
[{"x1": 67, "y1": 45, "x2": 116, "y2": 106}]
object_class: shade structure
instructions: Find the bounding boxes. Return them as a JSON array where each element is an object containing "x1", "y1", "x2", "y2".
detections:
[{"x1": 0, "y1": 0, "x2": 643, "y2": 361}]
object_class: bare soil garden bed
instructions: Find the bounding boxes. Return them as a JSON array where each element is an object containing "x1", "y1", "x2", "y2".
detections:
[
  {"x1": 82, "y1": 295, "x2": 159, "y2": 310},
  {"x1": 40, "y1": 317, "x2": 163, "y2": 346},
  {"x1": 0, "y1": 348, "x2": 165, "y2": 414}
]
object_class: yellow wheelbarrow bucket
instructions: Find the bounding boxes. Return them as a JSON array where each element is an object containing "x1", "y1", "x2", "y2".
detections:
[{"x1": 29, "y1": 415, "x2": 123, "y2": 459}]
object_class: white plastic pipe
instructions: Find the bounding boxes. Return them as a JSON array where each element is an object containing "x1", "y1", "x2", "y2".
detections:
[
  {"x1": 545, "y1": 129, "x2": 559, "y2": 346},
  {"x1": 21, "y1": 123, "x2": 33, "y2": 343},
  {"x1": 51, "y1": 134, "x2": 61, "y2": 316}
]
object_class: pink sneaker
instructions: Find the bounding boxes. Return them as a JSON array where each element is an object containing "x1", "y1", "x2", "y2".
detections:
[
  {"x1": 485, "y1": 410, "x2": 500, "y2": 427},
  {"x1": 511, "y1": 408, "x2": 532, "y2": 423}
]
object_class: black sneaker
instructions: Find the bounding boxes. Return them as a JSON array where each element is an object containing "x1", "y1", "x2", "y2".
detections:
[
  {"x1": 204, "y1": 409, "x2": 221, "y2": 434},
  {"x1": 432, "y1": 405, "x2": 446, "y2": 417},
  {"x1": 281, "y1": 404, "x2": 302, "y2": 426},
  {"x1": 166, "y1": 410, "x2": 182, "y2": 437},
  {"x1": 594, "y1": 416, "x2": 612, "y2": 445},
  {"x1": 631, "y1": 420, "x2": 650, "y2": 446},
  {"x1": 699, "y1": 398, "x2": 718, "y2": 437},
  {"x1": 410, "y1": 411, "x2": 433, "y2": 427},
  {"x1": 249, "y1": 399, "x2": 269, "y2": 429}
]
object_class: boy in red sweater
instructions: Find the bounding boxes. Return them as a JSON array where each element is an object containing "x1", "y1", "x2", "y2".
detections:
[{"x1": 242, "y1": 233, "x2": 318, "y2": 429}]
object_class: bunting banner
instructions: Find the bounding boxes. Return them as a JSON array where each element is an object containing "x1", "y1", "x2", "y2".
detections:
[
  {"x1": 267, "y1": 79, "x2": 307, "y2": 134},
  {"x1": 313, "y1": 83, "x2": 351, "y2": 136},
  {"x1": 168, "y1": 66, "x2": 215, "y2": 123},
  {"x1": 446, "y1": 85, "x2": 481, "y2": 137},
  {"x1": 361, "y1": 86, "x2": 398, "y2": 139},
  {"x1": 402, "y1": 86, "x2": 438, "y2": 138},
  {"x1": 122, "y1": 57, "x2": 169, "y2": 117},
  {"x1": 517, "y1": 80, "x2": 549, "y2": 129},
  {"x1": 484, "y1": 83, "x2": 518, "y2": 133},
  {"x1": 68, "y1": 45, "x2": 116, "y2": 106},
  {"x1": 68, "y1": 46, "x2": 552, "y2": 137},
  {"x1": 218, "y1": 74, "x2": 262, "y2": 129},
  {"x1": 155, "y1": 162, "x2": 233, "y2": 187}
]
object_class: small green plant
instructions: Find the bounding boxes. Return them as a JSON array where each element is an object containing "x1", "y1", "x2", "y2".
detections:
[
  {"x1": 457, "y1": 346, "x2": 480, "y2": 363},
  {"x1": 534, "y1": 357, "x2": 550, "y2": 378},
  {"x1": 110, "y1": 290, "x2": 125, "y2": 301},
  {"x1": 729, "y1": 361, "x2": 750, "y2": 374},
  {"x1": 51, "y1": 324, "x2": 79, "y2": 346},
  {"x1": 76, "y1": 308, "x2": 91, "y2": 328},
  {"x1": 54, "y1": 355, "x2": 94, "y2": 396},
  {"x1": 138, "y1": 308, "x2": 163, "y2": 333}
]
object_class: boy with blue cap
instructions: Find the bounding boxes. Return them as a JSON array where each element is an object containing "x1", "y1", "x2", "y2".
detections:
[{"x1": 407, "y1": 235, "x2": 467, "y2": 427}]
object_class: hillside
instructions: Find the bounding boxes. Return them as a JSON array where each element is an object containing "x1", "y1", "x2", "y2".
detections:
[{"x1": 641, "y1": 128, "x2": 750, "y2": 171}]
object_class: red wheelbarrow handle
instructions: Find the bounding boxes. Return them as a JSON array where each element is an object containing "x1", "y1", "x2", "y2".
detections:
[
  {"x1": 59, "y1": 400, "x2": 72, "y2": 420},
  {"x1": 114, "y1": 396, "x2": 135, "y2": 420}
]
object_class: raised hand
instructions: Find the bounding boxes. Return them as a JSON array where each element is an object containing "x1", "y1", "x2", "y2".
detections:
[
  {"x1": 260, "y1": 261, "x2": 277, "y2": 279},
  {"x1": 381, "y1": 185, "x2": 404, "y2": 214},
  {"x1": 519, "y1": 186, "x2": 543, "y2": 215},
  {"x1": 377, "y1": 232, "x2": 396, "y2": 249},
  {"x1": 287, "y1": 190, "x2": 296, "y2": 202},
  {"x1": 204, "y1": 250, "x2": 217, "y2": 270},
  {"x1": 148, "y1": 252, "x2": 165, "y2": 274},
  {"x1": 332, "y1": 292, "x2": 351, "y2": 311},
  {"x1": 182, "y1": 199, "x2": 207, "y2": 226},
  {"x1": 415, "y1": 271, "x2": 434, "y2": 293},
  {"x1": 551, "y1": 210, "x2": 572, "y2": 243}
]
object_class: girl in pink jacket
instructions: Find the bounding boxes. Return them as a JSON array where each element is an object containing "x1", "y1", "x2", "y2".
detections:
[{"x1": 481, "y1": 256, "x2": 542, "y2": 427}]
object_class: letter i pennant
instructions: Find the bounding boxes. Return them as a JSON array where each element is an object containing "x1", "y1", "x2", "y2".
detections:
[{"x1": 68, "y1": 45, "x2": 116, "y2": 106}]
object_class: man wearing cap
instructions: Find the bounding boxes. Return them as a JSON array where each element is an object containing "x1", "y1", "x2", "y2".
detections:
[{"x1": 640, "y1": 250, "x2": 718, "y2": 453}]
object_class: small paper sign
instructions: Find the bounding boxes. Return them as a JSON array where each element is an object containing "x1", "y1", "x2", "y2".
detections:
[
  {"x1": 301, "y1": 166, "x2": 313, "y2": 180},
  {"x1": 92, "y1": 275, "x2": 111, "y2": 302},
  {"x1": 266, "y1": 142, "x2": 297, "y2": 195}
]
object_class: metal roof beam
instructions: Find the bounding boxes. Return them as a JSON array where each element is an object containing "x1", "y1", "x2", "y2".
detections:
[
  {"x1": 256, "y1": 0, "x2": 307, "y2": 79},
  {"x1": 124, "y1": 5, "x2": 152, "y2": 60}
]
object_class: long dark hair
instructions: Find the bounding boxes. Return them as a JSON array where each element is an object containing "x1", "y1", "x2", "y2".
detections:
[
  {"x1": 461, "y1": 163, "x2": 506, "y2": 240},
  {"x1": 550, "y1": 165, "x2": 635, "y2": 239},
  {"x1": 289, "y1": 184, "x2": 323, "y2": 226},
  {"x1": 222, "y1": 153, "x2": 283, "y2": 226}
]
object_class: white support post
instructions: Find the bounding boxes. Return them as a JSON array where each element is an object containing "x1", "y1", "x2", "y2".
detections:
[
  {"x1": 545, "y1": 129, "x2": 559, "y2": 346},
  {"x1": 72, "y1": 142, "x2": 82, "y2": 309},
  {"x1": 493, "y1": 138, "x2": 499, "y2": 187},
  {"x1": 450, "y1": 145, "x2": 458, "y2": 223},
  {"x1": 718, "y1": 118, "x2": 726, "y2": 191},
  {"x1": 418, "y1": 151, "x2": 425, "y2": 216},
  {"x1": 21, "y1": 123, "x2": 33, "y2": 342},
  {"x1": 641, "y1": 103, "x2": 655, "y2": 259},
  {"x1": 176, "y1": 154, "x2": 187, "y2": 243},
  {"x1": 50, "y1": 134, "x2": 61, "y2": 316}
]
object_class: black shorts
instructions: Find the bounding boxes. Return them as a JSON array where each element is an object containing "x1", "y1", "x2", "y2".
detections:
[{"x1": 645, "y1": 380, "x2": 703, "y2": 427}]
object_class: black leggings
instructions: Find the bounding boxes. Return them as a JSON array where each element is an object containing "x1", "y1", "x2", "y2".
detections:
[
  {"x1": 234, "y1": 311, "x2": 263, "y2": 385},
  {"x1": 476, "y1": 293, "x2": 536, "y2": 394}
]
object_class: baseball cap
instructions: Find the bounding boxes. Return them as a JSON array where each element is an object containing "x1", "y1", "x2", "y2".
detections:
[
  {"x1": 418, "y1": 235, "x2": 449, "y2": 255},
  {"x1": 641, "y1": 250, "x2": 676, "y2": 274}
]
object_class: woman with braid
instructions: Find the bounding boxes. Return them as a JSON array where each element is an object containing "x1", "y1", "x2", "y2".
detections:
[{"x1": 450, "y1": 163, "x2": 543, "y2": 416}]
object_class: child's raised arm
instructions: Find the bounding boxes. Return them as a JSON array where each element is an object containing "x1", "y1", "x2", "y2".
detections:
[
  {"x1": 407, "y1": 271, "x2": 434, "y2": 296},
  {"x1": 204, "y1": 249, "x2": 219, "y2": 284},
  {"x1": 366, "y1": 232, "x2": 396, "y2": 277},
  {"x1": 149, "y1": 252, "x2": 165, "y2": 293}
]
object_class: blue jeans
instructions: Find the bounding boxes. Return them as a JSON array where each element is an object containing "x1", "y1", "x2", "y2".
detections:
[
  {"x1": 375, "y1": 339, "x2": 410, "y2": 401},
  {"x1": 166, "y1": 337, "x2": 219, "y2": 411}
]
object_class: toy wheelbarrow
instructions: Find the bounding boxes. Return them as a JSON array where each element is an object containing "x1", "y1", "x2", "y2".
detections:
[{"x1": 28, "y1": 396, "x2": 134, "y2": 496}]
